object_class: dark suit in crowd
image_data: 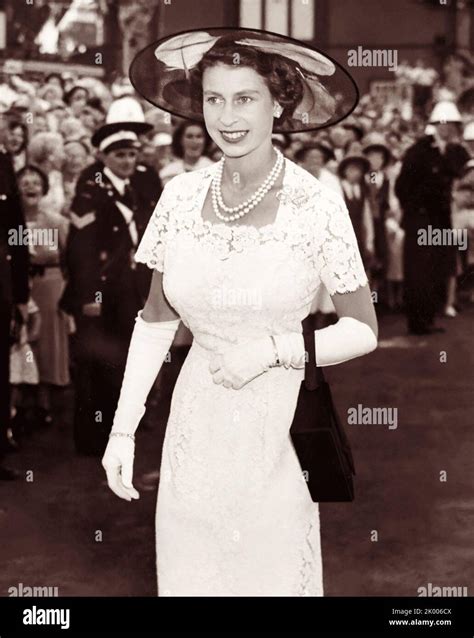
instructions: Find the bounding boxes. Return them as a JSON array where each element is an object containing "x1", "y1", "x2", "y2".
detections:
[
  {"x1": 60, "y1": 161, "x2": 162, "y2": 455},
  {"x1": 395, "y1": 135, "x2": 469, "y2": 333},
  {"x1": 0, "y1": 146, "x2": 29, "y2": 462}
]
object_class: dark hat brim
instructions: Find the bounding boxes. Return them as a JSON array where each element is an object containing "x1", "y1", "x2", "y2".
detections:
[
  {"x1": 338, "y1": 155, "x2": 370, "y2": 177},
  {"x1": 363, "y1": 143, "x2": 392, "y2": 166},
  {"x1": 129, "y1": 27, "x2": 359, "y2": 134},
  {"x1": 294, "y1": 142, "x2": 336, "y2": 163},
  {"x1": 342, "y1": 123, "x2": 364, "y2": 140},
  {"x1": 91, "y1": 121, "x2": 153, "y2": 147}
]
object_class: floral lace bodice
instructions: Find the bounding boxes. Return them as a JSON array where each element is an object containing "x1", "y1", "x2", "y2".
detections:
[{"x1": 134, "y1": 157, "x2": 368, "y2": 352}]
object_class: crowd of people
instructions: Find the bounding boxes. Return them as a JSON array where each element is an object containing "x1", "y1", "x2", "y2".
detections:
[{"x1": 1, "y1": 53, "x2": 473, "y2": 479}]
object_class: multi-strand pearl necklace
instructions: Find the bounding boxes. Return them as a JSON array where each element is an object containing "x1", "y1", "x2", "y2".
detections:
[{"x1": 211, "y1": 148, "x2": 284, "y2": 222}]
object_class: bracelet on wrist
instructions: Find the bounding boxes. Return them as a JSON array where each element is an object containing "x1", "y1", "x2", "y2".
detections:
[{"x1": 269, "y1": 335, "x2": 281, "y2": 367}]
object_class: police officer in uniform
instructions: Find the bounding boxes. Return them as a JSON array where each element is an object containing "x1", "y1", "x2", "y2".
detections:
[
  {"x1": 0, "y1": 136, "x2": 29, "y2": 479},
  {"x1": 60, "y1": 98, "x2": 162, "y2": 455},
  {"x1": 395, "y1": 101, "x2": 469, "y2": 335}
]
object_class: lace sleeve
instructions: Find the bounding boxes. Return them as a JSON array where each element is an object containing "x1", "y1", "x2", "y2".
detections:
[
  {"x1": 313, "y1": 192, "x2": 369, "y2": 295},
  {"x1": 134, "y1": 181, "x2": 175, "y2": 272}
]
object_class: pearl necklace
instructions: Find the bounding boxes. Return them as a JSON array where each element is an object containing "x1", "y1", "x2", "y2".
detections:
[{"x1": 211, "y1": 148, "x2": 284, "y2": 222}]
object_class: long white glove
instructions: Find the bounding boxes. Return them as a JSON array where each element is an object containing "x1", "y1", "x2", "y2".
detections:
[
  {"x1": 210, "y1": 317, "x2": 377, "y2": 389},
  {"x1": 101, "y1": 310, "x2": 180, "y2": 501},
  {"x1": 275, "y1": 316, "x2": 378, "y2": 368}
]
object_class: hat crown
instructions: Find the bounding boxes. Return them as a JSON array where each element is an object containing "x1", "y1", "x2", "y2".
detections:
[
  {"x1": 362, "y1": 132, "x2": 387, "y2": 147},
  {"x1": 106, "y1": 97, "x2": 145, "y2": 125},
  {"x1": 429, "y1": 100, "x2": 462, "y2": 123}
]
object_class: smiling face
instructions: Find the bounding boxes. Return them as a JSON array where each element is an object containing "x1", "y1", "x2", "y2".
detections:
[
  {"x1": 102, "y1": 147, "x2": 138, "y2": 179},
  {"x1": 18, "y1": 171, "x2": 45, "y2": 208},
  {"x1": 181, "y1": 124, "x2": 206, "y2": 161},
  {"x1": 202, "y1": 63, "x2": 276, "y2": 158},
  {"x1": 6, "y1": 125, "x2": 25, "y2": 154}
]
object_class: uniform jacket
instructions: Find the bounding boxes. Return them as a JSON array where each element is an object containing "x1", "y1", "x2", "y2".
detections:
[
  {"x1": 59, "y1": 161, "x2": 162, "y2": 318},
  {"x1": 395, "y1": 135, "x2": 469, "y2": 231}
]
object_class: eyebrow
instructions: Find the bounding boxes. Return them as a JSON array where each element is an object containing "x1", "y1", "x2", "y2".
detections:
[{"x1": 203, "y1": 89, "x2": 261, "y2": 96}]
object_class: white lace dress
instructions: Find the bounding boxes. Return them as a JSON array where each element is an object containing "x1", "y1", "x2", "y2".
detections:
[{"x1": 134, "y1": 157, "x2": 368, "y2": 596}]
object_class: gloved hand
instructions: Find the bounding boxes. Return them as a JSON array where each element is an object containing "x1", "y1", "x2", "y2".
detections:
[
  {"x1": 209, "y1": 317, "x2": 377, "y2": 390},
  {"x1": 274, "y1": 317, "x2": 377, "y2": 368},
  {"x1": 102, "y1": 310, "x2": 180, "y2": 500},
  {"x1": 103, "y1": 436, "x2": 139, "y2": 502},
  {"x1": 209, "y1": 336, "x2": 274, "y2": 390},
  {"x1": 209, "y1": 333, "x2": 304, "y2": 390}
]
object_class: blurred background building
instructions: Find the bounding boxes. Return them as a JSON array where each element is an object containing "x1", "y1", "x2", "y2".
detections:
[{"x1": 1, "y1": 0, "x2": 474, "y2": 92}]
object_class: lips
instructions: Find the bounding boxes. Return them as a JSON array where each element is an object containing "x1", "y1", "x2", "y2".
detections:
[{"x1": 220, "y1": 130, "x2": 248, "y2": 143}]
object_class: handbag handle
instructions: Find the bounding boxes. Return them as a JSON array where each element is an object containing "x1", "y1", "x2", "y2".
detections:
[{"x1": 303, "y1": 329, "x2": 325, "y2": 391}]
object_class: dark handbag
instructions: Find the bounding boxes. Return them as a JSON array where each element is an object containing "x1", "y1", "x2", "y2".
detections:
[{"x1": 289, "y1": 329, "x2": 356, "y2": 502}]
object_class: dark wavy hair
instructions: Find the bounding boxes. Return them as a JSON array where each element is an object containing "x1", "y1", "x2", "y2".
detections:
[
  {"x1": 16, "y1": 164, "x2": 49, "y2": 196},
  {"x1": 8, "y1": 120, "x2": 28, "y2": 154},
  {"x1": 189, "y1": 39, "x2": 304, "y2": 130},
  {"x1": 171, "y1": 121, "x2": 212, "y2": 159}
]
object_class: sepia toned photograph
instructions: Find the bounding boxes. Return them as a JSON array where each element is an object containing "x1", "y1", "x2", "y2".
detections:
[{"x1": 0, "y1": 0, "x2": 473, "y2": 633}]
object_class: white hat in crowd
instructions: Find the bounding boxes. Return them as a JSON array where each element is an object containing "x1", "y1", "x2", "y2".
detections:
[
  {"x1": 429, "y1": 100, "x2": 462, "y2": 124},
  {"x1": 91, "y1": 96, "x2": 152, "y2": 152}
]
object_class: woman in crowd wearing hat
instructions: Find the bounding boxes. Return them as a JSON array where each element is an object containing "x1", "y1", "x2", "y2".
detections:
[
  {"x1": 294, "y1": 141, "x2": 343, "y2": 197},
  {"x1": 159, "y1": 120, "x2": 214, "y2": 186},
  {"x1": 395, "y1": 101, "x2": 469, "y2": 333},
  {"x1": 16, "y1": 165, "x2": 71, "y2": 428},
  {"x1": 338, "y1": 147, "x2": 374, "y2": 272},
  {"x1": 362, "y1": 133, "x2": 395, "y2": 306},
  {"x1": 102, "y1": 28, "x2": 377, "y2": 597}
]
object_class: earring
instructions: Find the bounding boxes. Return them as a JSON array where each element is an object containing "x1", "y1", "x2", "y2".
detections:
[{"x1": 273, "y1": 103, "x2": 283, "y2": 118}]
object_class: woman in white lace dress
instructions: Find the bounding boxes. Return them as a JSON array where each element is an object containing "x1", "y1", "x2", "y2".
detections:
[{"x1": 102, "y1": 29, "x2": 378, "y2": 596}]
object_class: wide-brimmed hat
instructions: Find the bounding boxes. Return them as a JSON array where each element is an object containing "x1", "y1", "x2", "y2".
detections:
[
  {"x1": 342, "y1": 118, "x2": 365, "y2": 141},
  {"x1": 294, "y1": 141, "x2": 335, "y2": 164},
  {"x1": 129, "y1": 27, "x2": 359, "y2": 133},
  {"x1": 91, "y1": 97, "x2": 153, "y2": 151},
  {"x1": 338, "y1": 143, "x2": 370, "y2": 177},
  {"x1": 362, "y1": 132, "x2": 392, "y2": 167}
]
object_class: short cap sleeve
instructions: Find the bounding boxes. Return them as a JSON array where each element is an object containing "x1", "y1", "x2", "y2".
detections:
[
  {"x1": 134, "y1": 181, "x2": 175, "y2": 272},
  {"x1": 313, "y1": 192, "x2": 368, "y2": 295}
]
